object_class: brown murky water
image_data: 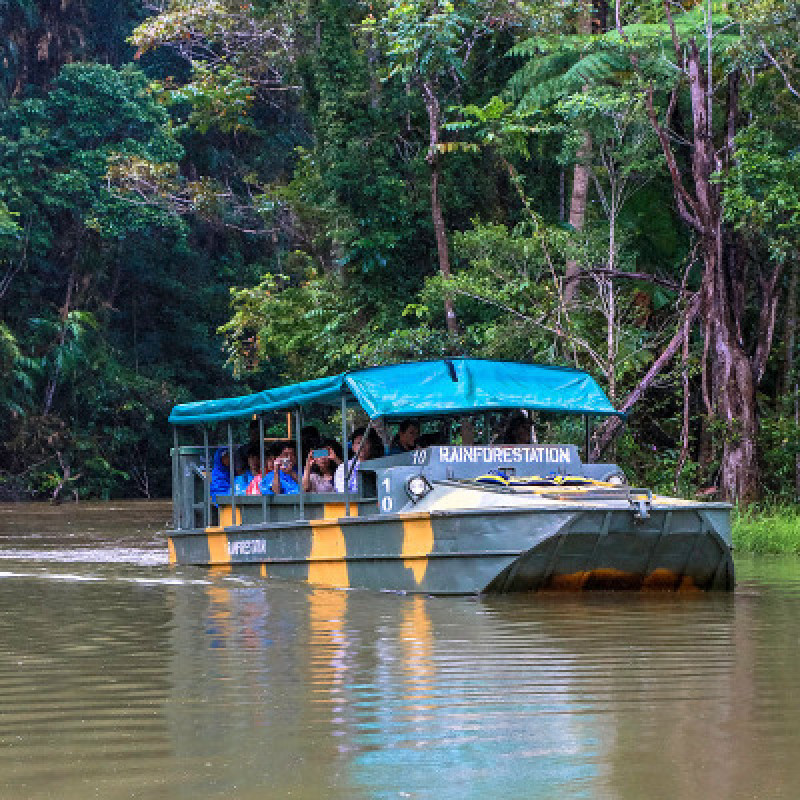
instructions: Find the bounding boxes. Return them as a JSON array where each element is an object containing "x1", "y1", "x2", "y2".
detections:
[{"x1": 0, "y1": 501, "x2": 798, "y2": 799}]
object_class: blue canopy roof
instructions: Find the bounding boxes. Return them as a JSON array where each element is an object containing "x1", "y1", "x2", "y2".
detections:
[{"x1": 168, "y1": 359, "x2": 622, "y2": 425}]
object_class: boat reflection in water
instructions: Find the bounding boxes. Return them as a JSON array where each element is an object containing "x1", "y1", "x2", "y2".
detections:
[{"x1": 164, "y1": 573, "x2": 758, "y2": 799}]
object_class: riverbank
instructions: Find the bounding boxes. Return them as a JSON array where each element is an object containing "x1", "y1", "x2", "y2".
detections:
[{"x1": 733, "y1": 508, "x2": 800, "y2": 555}]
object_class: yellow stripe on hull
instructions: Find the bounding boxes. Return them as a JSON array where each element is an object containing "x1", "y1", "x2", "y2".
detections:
[
  {"x1": 401, "y1": 516, "x2": 434, "y2": 585},
  {"x1": 207, "y1": 532, "x2": 231, "y2": 565},
  {"x1": 308, "y1": 518, "x2": 349, "y2": 588}
]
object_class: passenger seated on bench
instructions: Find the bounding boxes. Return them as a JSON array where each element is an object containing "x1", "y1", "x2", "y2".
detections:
[
  {"x1": 233, "y1": 449, "x2": 254, "y2": 495},
  {"x1": 261, "y1": 441, "x2": 300, "y2": 495},
  {"x1": 388, "y1": 420, "x2": 419, "y2": 455},
  {"x1": 246, "y1": 442, "x2": 283, "y2": 495},
  {"x1": 239, "y1": 444, "x2": 261, "y2": 495},
  {"x1": 334, "y1": 428, "x2": 382, "y2": 492},
  {"x1": 210, "y1": 447, "x2": 231, "y2": 503},
  {"x1": 245, "y1": 443, "x2": 275, "y2": 495},
  {"x1": 302, "y1": 442, "x2": 341, "y2": 493}
]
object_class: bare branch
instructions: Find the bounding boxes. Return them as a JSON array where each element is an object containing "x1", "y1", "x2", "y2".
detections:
[
  {"x1": 645, "y1": 87, "x2": 704, "y2": 234},
  {"x1": 449, "y1": 285, "x2": 607, "y2": 373},
  {"x1": 592, "y1": 291, "x2": 703, "y2": 458},
  {"x1": 563, "y1": 267, "x2": 695, "y2": 295},
  {"x1": 663, "y1": 0, "x2": 683, "y2": 64},
  {"x1": 760, "y1": 41, "x2": 800, "y2": 99}
]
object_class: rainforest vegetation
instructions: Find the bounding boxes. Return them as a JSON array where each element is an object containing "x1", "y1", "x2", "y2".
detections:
[{"x1": 0, "y1": 0, "x2": 798, "y2": 508}]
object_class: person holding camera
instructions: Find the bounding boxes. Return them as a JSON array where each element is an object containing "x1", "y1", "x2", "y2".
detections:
[
  {"x1": 260, "y1": 442, "x2": 300, "y2": 495},
  {"x1": 302, "y1": 443, "x2": 342, "y2": 493}
]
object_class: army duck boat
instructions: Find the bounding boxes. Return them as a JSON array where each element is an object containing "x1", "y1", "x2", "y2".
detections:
[{"x1": 166, "y1": 359, "x2": 734, "y2": 594}]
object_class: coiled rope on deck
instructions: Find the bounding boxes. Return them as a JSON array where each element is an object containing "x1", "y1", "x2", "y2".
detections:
[{"x1": 474, "y1": 473, "x2": 617, "y2": 489}]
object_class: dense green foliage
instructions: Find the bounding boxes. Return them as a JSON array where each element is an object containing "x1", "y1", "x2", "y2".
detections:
[
  {"x1": 733, "y1": 508, "x2": 800, "y2": 555},
  {"x1": 1, "y1": 0, "x2": 799, "y2": 504}
]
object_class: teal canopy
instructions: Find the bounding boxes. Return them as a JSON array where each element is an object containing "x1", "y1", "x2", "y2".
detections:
[{"x1": 168, "y1": 359, "x2": 622, "y2": 426}]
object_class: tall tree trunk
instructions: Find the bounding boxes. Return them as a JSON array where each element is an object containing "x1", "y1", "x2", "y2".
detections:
[
  {"x1": 713, "y1": 336, "x2": 759, "y2": 503},
  {"x1": 783, "y1": 259, "x2": 798, "y2": 398},
  {"x1": 673, "y1": 300, "x2": 691, "y2": 493},
  {"x1": 705, "y1": 241, "x2": 760, "y2": 504},
  {"x1": 564, "y1": 132, "x2": 592, "y2": 305},
  {"x1": 687, "y1": 39, "x2": 759, "y2": 504},
  {"x1": 422, "y1": 79, "x2": 458, "y2": 337},
  {"x1": 784, "y1": 260, "x2": 799, "y2": 498},
  {"x1": 628, "y1": 12, "x2": 767, "y2": 503},
  {"x1": 796, "y1": 383, "x2": 800, "y2": 500},
  {"x1": 563, "y1": 5, "x2": 594, "y2": 305}
]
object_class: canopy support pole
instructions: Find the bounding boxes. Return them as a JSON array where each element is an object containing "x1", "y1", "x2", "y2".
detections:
[
  {"x1": 584, "y1": 415, "x2": 591, "y2": 463},
  {"x1": 294, "y1": 408, "x2": 304, "y2": 519},
  {"x1": 341, "y1": 395, "x2": 350, "y2": 517},
  {"x1": 172, "y1": 426, "x2": 180, "y2": 530},
  {"x1": 228, "y1": 423, "x2": 236, "y2": 526},
  {"x1": 259, "y1": 414, "x2": 267, "y2": 524},
  {"x1": 529, "y1": 409, "x2": 538, "y2": 444},
  {"x1": 203, "y1": 426, "x2": 211, "y2": 528}
]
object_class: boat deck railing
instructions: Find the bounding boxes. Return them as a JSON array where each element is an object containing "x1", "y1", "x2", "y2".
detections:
[
  {"x1": 173, "y1": 446, "x2": 379, "y2": 530},
  {"x1": 202, "y1": 494, "x2": 380, "y2": 530}
]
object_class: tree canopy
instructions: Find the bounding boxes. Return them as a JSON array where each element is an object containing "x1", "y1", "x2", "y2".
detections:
[{"x1": 1, "y1": 0, "x2": 799, "y2": 504}]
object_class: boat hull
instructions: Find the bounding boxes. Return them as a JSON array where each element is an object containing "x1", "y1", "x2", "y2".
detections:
[{"x1": 167, "y1": 504, "x2": 734, "y2": 594}]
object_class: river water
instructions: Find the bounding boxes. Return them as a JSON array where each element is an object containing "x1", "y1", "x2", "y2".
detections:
[{"x1": 0, "y1": 501, "x2": 798, "y2": 800}]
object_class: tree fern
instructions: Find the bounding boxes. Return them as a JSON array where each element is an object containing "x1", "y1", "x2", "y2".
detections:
[
  {"x1": 509, "y1": 5, "x2": 742, "y2": 115},
  {"x1": 560, "y1": 50, "x2": 630, "y2": 90},
  {"x1": 511, "y1": 44, "x2": 630, "y2": 112}
]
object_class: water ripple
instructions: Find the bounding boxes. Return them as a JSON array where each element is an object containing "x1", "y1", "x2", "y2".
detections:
[{"x1": 0, "y1": 503, "x2": 799, "y2": 799}]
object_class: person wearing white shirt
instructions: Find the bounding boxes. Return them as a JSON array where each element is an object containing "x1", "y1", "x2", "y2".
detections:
[{"x1": 335, "y1": 427, "x2": 383, "y2": 492}]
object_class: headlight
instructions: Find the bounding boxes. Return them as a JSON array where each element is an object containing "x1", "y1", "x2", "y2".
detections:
[
  {"x1": 606, "y1": 472, "x2": 627, "y2": 485},
  {"x1": 406, "y1": 475, "x2": 432, "y2": 502}
]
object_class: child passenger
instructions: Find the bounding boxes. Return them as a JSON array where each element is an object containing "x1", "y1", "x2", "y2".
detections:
[{"x1": 244, "y1": 444, "x2": 268, "y2": 495}]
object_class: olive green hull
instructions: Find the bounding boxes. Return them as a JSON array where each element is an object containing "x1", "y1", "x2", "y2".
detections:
[{"x1": 168, "y1": 504, "x2": 734, "y2": 594}]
